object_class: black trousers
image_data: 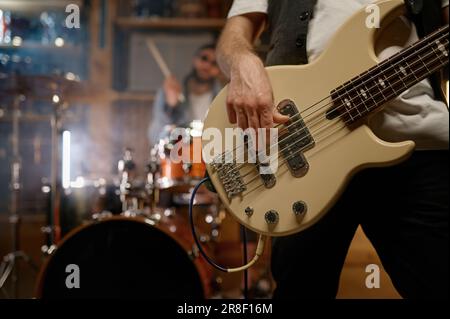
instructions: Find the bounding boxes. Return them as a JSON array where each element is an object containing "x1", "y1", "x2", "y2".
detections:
[{"x1": 271, "y1": 151, "x2": 449, "y2": 299}]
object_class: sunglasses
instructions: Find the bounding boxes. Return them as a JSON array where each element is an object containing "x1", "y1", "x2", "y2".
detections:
[{"x1": 198, "y1": 54, "x2": 218, "y2": 66}]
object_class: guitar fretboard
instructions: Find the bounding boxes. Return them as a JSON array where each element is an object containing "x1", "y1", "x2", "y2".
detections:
[{"x1": 327, "y1": 24, "x2": 449, "y2": 124}]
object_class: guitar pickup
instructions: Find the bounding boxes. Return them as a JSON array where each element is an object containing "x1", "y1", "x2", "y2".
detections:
[{"x1": 277, "y1": 99, "x2": 315, "y2": 178}]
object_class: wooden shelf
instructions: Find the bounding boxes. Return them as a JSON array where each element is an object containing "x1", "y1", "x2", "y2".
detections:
[
  {"x1": 0, "y1": 0, "x2": 83, "y2": 12},
  {"x1": 0, "y1": 43, "x2": 82, "y2": 53},
  {"x1": 0, "y1": 113, "x2": 51, "y2": 123},
  {"x1": 114, "y1": 91, "x2": 155, "y2": 102},
  {"x1": 115, "y1": 17, "x2": 226, "y2": 30}
]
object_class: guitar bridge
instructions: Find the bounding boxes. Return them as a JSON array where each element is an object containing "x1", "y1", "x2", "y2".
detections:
[
  {"x1": 277, "y1": 99, "x2": 314, "y2": 177},
  {"x1": 211, "y1": 151, "x2": 246, "y2": 199}
]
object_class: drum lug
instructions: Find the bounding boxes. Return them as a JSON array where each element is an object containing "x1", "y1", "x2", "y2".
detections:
[
  {"x1": 189, "y1": 244, "x2": 200, "y2": 259},
  {"x1": 182, "y1": 163, "x2": 192, "y2": 174},
  {"x1": 41, "y1": 244, "x2": 57, "y2": 256},
  {"x1": 92, "y1": 211, "x2": 113, "y2": 221}
]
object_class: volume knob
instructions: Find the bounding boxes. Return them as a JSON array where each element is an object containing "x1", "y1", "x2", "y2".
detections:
[
  {"x1": 265, "y1": 210, "x2": 279, "y2": 224},
  {"x1": 293, "y1": 201, "x2": 307, "y2": 216}
]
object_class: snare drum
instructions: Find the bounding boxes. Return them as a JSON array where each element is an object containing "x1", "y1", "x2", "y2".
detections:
[
  {"x1": 152, "y1": 121, "x2": 206, "y2": 190},
  {"x1": 36, "y1": 213, "x2": 213, "y2": 298}
]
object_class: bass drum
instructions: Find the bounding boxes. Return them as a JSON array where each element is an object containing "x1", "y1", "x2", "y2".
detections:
[{"x1": 36, "y1": 215, "x2": 213, "y2": 298}]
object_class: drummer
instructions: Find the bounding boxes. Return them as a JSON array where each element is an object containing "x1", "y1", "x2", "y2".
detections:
[{"x1": 148, "y1": 44, "x2": 222, "y2": 146}]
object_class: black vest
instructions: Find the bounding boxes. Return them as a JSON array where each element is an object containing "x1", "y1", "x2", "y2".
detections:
[{"x1": 265, "y1": 0, "x2": 445, "y2": 98}]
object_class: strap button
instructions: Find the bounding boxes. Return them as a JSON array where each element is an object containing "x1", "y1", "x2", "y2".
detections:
[{"x1": 300, "y1": 11, "x2": 311, "y2": 21}]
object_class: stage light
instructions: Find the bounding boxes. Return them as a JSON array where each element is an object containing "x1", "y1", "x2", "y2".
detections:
[
  {"x1": 55, "y1": 37, "x2": 64, "y2": 47},
  {"x1": 11, "y1": 36, "x2": 22, "y2": 46},
  {"x1": 62, "y1": 130, "x2": 71, "y2": 189}
]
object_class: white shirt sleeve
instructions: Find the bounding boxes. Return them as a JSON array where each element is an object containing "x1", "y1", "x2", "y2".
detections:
[
  {"x1": 227, "y1": 0, "x2": 269, "y2": 18},
  {"x1": 443, "y1": 0, "x2": 449, "y2": 7}
]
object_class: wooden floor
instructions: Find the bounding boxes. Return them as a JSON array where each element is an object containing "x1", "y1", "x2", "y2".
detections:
[
  {"x1": 337, "y1": 227, "x2": 401, "y2": 299},
  {"x1": 0, "y1": 214, "x2": 401, "y2": 299},
  {"x1": 214, "y1": 218, "x2": 401, "y2": 299}
]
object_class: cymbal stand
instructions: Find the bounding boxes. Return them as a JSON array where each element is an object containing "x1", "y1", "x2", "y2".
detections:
[
  {"x1": 41, "y1": 87, "x2": 66, "y2": 252},
  {"x1": 0, "y1": 94, "x2": 38, "y2": 299}
]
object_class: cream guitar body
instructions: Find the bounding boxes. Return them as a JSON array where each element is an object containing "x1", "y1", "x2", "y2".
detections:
[{"x1": 202, "y1": 0, "x2": 448, "y2": 236}]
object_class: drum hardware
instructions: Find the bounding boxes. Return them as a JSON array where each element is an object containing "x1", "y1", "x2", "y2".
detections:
[
  {"x1": 24, "y1": 74, "x2": 85, "y2": 247},
  {"x1": 182, "y1": 162, "x2": 193, "y2": 174},
  {"x1": 0, "y1": 92, "x2": 38, "y2": 298},
  {"x1": 188, "y1": 244, "x2": 200, "y2": 259},
  {"x1": 118, "y1": 148, "x2": 134, "y2": 212},
  {"x1": 121, "y1": 209, "x2": 149, "y2": 218},
  {"x1": 36, "y1": 215, "x2": 214, "y2": 298},
  {"x1": 39, "y1": 226, "x2": 57, "y2": 256},
  {"x1": 40, "y1": 244, "x2": 57, "y2": 257},
  {"x1": 146, "y1": 148, "x2": 160, "y2": 210},
  {"x1": 118, "y1": 148, "x2": 152, "y2": 213},
  {"x1": 152, "y1": 122, "x2": 207, "y2": 191},
  {"x1": 92, "y1": 211, "x2": 113, "y2": 221}
]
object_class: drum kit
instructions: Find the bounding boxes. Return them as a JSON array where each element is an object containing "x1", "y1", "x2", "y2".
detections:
[
  {"x1": 36, "y1": 119, "x2": 227, "y2": 298},
  {"x1": 0, "y1": 73, "x2": 212, "y2": 299},
  {"x1": 0, "y1": 73, "x2": 271, "y2": 299}
]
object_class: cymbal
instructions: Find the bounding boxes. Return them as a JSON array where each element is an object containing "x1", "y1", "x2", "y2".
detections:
[{"x1": 0, "y1": 73, "x2": 83, "y2": 97}]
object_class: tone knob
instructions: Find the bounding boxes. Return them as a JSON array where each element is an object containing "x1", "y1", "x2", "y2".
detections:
[
  {"x1": 293, "y1": 201, "x2": 307, "y2": 216},
  {"x1": 265, "y1": 210, "x2": 279, "y2": 224},
  {"x1": 245, "y1": 207, "x2": 254, "y2": 217}
]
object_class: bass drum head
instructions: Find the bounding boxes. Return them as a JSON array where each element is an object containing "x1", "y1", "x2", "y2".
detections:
[{"x1": 37, "y1": 218, "x2": 205, "y2": 298}]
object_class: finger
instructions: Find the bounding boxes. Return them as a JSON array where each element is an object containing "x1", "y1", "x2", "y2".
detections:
[
  {"x1": 259, "y1": 107, "x2": 273, "y2": 128},
  {"x1": 236, "y1": 107, "x2": 248, "y2": 131},
  {"x1": 273, "y1": 110, "x2": 290, "y2": 124},
  {"x1": 259, "y1": 112, "x2": 272, "y2": 147},
  {"x1": 247, "y1": 108, "x2": 261, "y2": 151},
  {"x1": 227, "y1": 102, "x2": 237, "y2": 124},
  {"x1": 247, "y1": 108, "x2": 261, "y2": 131}
]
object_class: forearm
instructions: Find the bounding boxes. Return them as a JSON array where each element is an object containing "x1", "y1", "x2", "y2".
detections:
[{"x1": 217, "y1": 15, "x2": 264, "y2": 79}]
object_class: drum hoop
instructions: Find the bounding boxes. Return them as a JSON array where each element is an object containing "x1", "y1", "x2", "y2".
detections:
[{"x1": 34, "y1": 215, "x2": 210, "y2": 298}]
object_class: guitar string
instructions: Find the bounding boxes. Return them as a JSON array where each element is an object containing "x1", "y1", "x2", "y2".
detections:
[
  {"x1": 242, "y1": 50, "x2": 448, "y2": 189},
  {"x1": 234, "y1": 35, "x2": 449, "y2": 182},
  {"x1": 230, "y1": 29, "x2": 446, "y2": 175},
  {"x1": 223, "y1": 25, "x2": 448, "y2": 162},
  {"x1": 223, "y1": 26, "x2": 448, "y2": 165},
  {"x1": 240, "y1": 54, "x2": 448, "y2": 196}
]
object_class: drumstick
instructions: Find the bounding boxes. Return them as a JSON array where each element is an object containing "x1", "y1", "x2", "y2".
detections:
[{"x1": 146, "y1": 39, "x2": 186, "y2": 103}]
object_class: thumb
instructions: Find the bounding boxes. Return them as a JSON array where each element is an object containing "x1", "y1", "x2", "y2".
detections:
[{"x1": 273, "y1": 110, "x2": 289, "y2": 124}]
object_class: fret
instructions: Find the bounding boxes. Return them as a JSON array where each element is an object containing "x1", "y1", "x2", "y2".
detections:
[
  {"x1": 326, "y1": 25, "x2": 448, "y2": 125},
  {"x1": 355, "y1": 75, "x2": 371, "y2": 113},
  {"x1": 416, "y1": 52, "x2": 431, "y2": 74},
  {"x1": 345, "y1": 96, "x2": 359, "y2": 120},
  {"x1": 373, "y1": 78, "x2": 387, "y2": 102},
  {"x1": 331, "y1": 89, "x2": 355, "y2": 122},
  {"x1": 393, "y1": 66, "x2": 409, "y2": 90},
  {"x1": 342, "y1": 84, "x2": 359, "y2": 121},
  {"x1": 361, "y1": 78, "x2": 379, "y2": 109},
  {"x1": 347, "y1": 78, "x2": 364, "y2": 117},
  {"x1": 401, "y1": 56, "x2": 419, "y2": 82},
  {"x1": 342, "y1": 99, "x2": 355, "y2": 122},
  {"x1": 435, "y1": 39, "x2": 449, "y2": 60},
  {"x1": 383, "y1": 71, "x2": 397, "y2": 98},
  {"x1": 431, "y1": 45, "x2": 445, "y2": 64}
]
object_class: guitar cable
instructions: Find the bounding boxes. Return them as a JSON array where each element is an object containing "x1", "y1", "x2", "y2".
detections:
[{"x1": 188, "y1": 177, "x2": 267, "y2": 277}]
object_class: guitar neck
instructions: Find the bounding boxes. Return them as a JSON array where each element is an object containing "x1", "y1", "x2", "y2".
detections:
[{"x1": 327, "y1": 24, "x2": 449, "y2": 123}]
